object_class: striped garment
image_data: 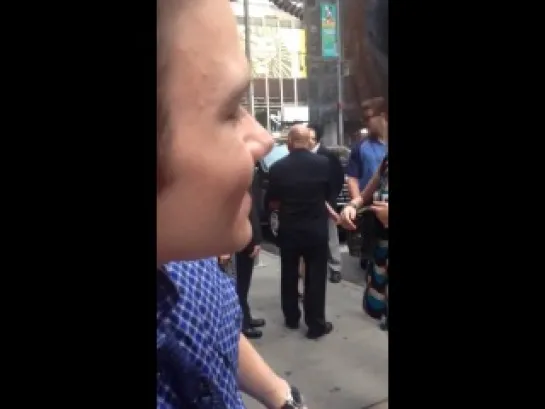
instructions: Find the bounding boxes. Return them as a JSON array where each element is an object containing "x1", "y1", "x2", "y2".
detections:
[{"x1": 363, "y1": 156, "x2": 388, "y2": 326}]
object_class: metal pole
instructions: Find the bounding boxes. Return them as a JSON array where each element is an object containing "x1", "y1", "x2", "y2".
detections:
[
  {"x1": 265, "y1": 71, "x2": 270, "y2": 131},
  {"x1": 294, "y1": 76, "x2": 298, "y2": 106},
  {"x1": 243, "y1": 0, "x2": 255, "y2": 116},
  {"x1": 292, "y1": 16, "x2": 298, "y2": 107},
  {"x1": 278, "y1": 18, "x2": 284, "y2": 114},
  {"x1": 335, "y1": 0, "x2": 344, "y2": 145}
]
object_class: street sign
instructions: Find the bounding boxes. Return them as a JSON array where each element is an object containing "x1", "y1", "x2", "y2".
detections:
[{"x1": 320, "y1": 3, "x2": 338, "y2": 58}]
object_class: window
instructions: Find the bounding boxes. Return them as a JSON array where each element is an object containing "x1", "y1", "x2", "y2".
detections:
[
  {"x1": 279, "y1": 20, "x2": 292, "y2": 28},
  {"x1": 264, "y1": 17, "x2": 278, "y2": 27},
  {"x1": 296, "y1": 78, "x2": 308, "y2": 104},
  {"x1": 268, "y1": 78, "x2": 281, "y2": 102},
  {"x1": 282, "y1": 79, "x2": 295, "y2": 103},
  {"x1": 251, "y1": 17, "x2": 263, "y2": 26}
]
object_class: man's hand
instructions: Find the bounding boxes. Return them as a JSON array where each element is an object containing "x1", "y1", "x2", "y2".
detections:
[
  {"x1": 250, "y1": 245, "x2": 261, "y2": 259},
  {"x1": 238, "y1": 335, "x2": 307, "y2": 409},
  {"x1": 340, "y1": 205, "x2": 358, "y2": 230},
  {"x1": 262, "y1": 377, "x2": 291, "y2": 409},
  {"x1": 370, "y1": 201, "x2": 388, "y2": 228}
]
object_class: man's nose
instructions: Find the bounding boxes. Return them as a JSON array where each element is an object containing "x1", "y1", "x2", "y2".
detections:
[{"x1": 247, "y1": 120, "x2": 273, "y2": 162}]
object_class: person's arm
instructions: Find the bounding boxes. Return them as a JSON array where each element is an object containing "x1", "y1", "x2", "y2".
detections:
[
  {"x1": 370, "y1": 201, "x2": 388, "y2": 228},
  {"x1": 325, "y1": 201, "x2": 339, "y2": 223},
  {"x1": 345, "y1": 143, "x2": 362, "y2": 200},
  {"x1": 340, "y1": 165, "x2": 382, "y2": 230},
  {"x1": 323, "y1": 159, "x2": 331, "y2": 207},
  {"x1": 350, "y1": 168, "x2": 381, "y2": 209},
  {"x1": 238, "y1": 334, "x2": 291, "y2": 409},
  {"x1": 327, "y1": 151, "x2": 345, "y2": 201},
  {"x1": 322, "y1": 159, "x2": 340, "y2": 222},
  {"x1": 346, "y1": 177, "x2": 360, "y2": 202}
]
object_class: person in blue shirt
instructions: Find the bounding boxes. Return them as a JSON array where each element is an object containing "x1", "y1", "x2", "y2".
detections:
[
  {"x1": 345, "y1": 97, "x2": 388, "y2": 271},
  {"x1": 340, "y1": 155, "x2": 389, "y2": 331},
  {"x1": 156, "y1": 0, "x2": 308, "y2": 408},
  {"x1": 345, "y1": 97, "x2": 388, "y2": 200}
]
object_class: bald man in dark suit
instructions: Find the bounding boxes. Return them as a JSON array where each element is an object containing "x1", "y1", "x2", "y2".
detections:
[{"x1": 265, "y1": 125, "x2": 333, "y2": 339}]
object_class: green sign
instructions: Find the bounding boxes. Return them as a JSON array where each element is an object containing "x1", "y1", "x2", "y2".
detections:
[{"x1": 321, "y1": 3, "x2": 338, "y2": 58}]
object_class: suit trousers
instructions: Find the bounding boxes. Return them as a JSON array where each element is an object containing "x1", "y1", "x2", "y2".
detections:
[
  {"x1": 280, "y1": 241, "x2": 328, "y2": 331},
  {"x1": 235, "y1": 252, "x2": 255, "y2": 329},
  {"x1": 327, "y1": 218, "x2": 342, "y2": 273}
]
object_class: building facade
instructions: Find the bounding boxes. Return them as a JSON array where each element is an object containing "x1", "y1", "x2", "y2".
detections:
[{"x1": 231, "y1": 0, "x2": 308, "y2": 132}]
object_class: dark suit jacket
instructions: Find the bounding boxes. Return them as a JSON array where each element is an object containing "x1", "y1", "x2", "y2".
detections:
[
  {"x1": 265, "y1": 149, "x2": 331, "y2": 249},
  {"x1": 239, "y1": 172, "x2": 263, "y2": 255},
  {"x1": 316, "y1": 144, "x2": 345, "y2": 208}
]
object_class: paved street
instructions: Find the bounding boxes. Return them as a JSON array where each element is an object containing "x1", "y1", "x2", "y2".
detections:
[{"x1": 242, "y1": 251, "x2": 388, "y2": 409}]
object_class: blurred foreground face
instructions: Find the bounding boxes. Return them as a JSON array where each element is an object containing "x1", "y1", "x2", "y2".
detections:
[{"x1": 156, "y1": 0, "x2": 273, "y2": 264}]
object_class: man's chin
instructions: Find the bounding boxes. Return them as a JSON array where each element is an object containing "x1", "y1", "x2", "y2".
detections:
[{"x1": 232, "y1": 220, "x2": 252, "y2": 252}]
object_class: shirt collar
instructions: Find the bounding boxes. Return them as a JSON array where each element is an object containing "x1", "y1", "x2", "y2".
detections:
[{"x1": 311, "y1": 143, "x2": 320, "y2": 153}]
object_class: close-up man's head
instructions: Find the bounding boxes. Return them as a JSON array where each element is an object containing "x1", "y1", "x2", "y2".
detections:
[
  {"x1": 156, "y1": 0, "x2": 273, "y2": 265},
  {"x1": 361, "y1": 97, "x2": 388, "y2": 138},
  {"x1": 287, "y1": 124, "x2": 311, "y2": 151}
]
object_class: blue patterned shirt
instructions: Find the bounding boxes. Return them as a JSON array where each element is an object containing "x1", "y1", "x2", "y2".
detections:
[{"x1": 157, "y1": 258, "x2": 245, "y2": 409}]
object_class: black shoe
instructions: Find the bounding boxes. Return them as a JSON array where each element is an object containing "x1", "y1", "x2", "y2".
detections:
[
  {"x1": 306, "y1": 322, "x2": 333, "y2": 339},
  {"x1": 379, "y1": 317, "x2": 388, "y2": 331},
  {"x1": 249, "y1": 318, "x2": 266, "y2": 328},
  {"x1": 285, "y1": 320, "x2": 300, "y2": 330},
  {"x1": 329, "y1": 271, "x2": 342, "y2": 283},
  {"x1": 243, "y1": 327, "x2": 263, "y2": 339}
]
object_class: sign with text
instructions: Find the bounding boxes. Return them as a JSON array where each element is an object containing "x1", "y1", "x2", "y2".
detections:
[{"x1": 320, "y1": 3, "x2": 338, "y2": 58}]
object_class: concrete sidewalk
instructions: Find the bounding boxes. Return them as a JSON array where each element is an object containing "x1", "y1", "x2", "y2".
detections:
[{"x1": 242, "y1": 251, "x2": 388, "y2": 409}]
